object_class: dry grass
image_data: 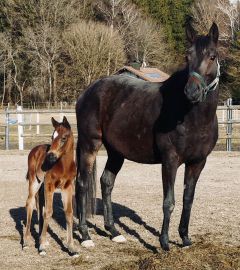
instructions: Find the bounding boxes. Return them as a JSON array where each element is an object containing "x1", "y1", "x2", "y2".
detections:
[{"x1": 101, "y1": 237, "x2": 240, "y2": 270}]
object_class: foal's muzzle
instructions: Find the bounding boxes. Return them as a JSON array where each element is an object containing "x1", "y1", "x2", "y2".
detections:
[{"x1": 41, "y1": 152, "x2": 58, "y2": 171}]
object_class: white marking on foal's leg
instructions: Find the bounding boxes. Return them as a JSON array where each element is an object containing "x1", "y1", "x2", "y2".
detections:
[
  {"x1": 32, "y1": 179, "x2": 41, "y2": 194},
  {"x1": 81, "y1": 240, "x2": 95, "y2": 248},
  {"x1": 112, "y1": 235, "x2": 127, "y2": 243}
]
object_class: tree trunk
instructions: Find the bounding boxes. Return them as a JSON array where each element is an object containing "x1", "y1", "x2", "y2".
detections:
[
  {"x1": 1, "y1": 64, "x2": 6, "y2": 108},
  {"x1": 48, "y1": 62, "x2": 52, "y2": 104},
  {"x1": 6, "y1": 68, "x2": 12, "y2": 104},
  {"x1": 52, "y1": 63, "x2": 57, "y2": 105}
]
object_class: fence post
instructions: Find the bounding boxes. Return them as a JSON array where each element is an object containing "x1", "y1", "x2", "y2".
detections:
[
  {"x1": 36, "y1": 112, "x2": 40, "y2": 135},
  {"x1": 17, "y1": 105, "x2": 24, "y2": 150},
  {"x1": 5, "y1": 108, "x2": 9, "y2": 150},
  {"x1": 226, "y1": 98, "x2": 232, "y2": 151}
]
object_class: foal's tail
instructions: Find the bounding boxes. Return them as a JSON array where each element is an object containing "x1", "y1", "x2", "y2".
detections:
[{"x1": 26, "y1": 170, "x2": 29, "y2": 181}]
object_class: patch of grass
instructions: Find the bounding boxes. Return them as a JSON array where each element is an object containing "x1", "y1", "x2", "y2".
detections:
[
  {"x1": 70, "y1": 255, "x2": 93, "y2": 267},
  {"x1": 102, "y1": 239, "x2": 240, "y2": 270},
  {"x1": 0, "y1": 235, "x2": 19, "y2": 241}
]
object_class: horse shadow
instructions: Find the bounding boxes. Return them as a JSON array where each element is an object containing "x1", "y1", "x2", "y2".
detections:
[
  {"x1": 10, "y1": 195, "x2": 170, "y2": 254},
  {"x1": 9, "y1": 192, "x2": 74, "y2": 255}
]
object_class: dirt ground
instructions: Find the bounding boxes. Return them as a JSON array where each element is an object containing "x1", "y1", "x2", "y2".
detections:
[{"x1": 0, "y1": 151, "x2": 239, "y2": 270}]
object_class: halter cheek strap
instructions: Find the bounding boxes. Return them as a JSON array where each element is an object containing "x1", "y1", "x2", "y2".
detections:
[{"x1": 189, "y1": 59, "x2": 221, "y2": 100}]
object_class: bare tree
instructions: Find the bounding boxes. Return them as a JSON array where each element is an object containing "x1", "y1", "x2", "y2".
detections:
[
  {"x1": 63, "y1": 20, "x2": 126, "y2": 88},
  {"x1": 192, "y1": 0, "x2": 230, "y2": 40},
  {"x1": 24, "y1": 24, "x2": 61, "y2": 104},
  {"x1": 217, "y1": 0, "x2": 239, "y2": 40},
  {"x1": 0, "y1": 33, "x2": 12, "y2": 106}
]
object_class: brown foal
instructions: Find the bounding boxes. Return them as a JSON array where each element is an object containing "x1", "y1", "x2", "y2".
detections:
[{"x1": 23, "y1": 116, "x2": 77, "y2": 256}]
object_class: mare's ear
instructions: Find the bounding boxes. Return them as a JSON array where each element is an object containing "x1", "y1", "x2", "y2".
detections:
[
  {"x1": 51, "y1": 117, "x2": 59, "y2": 129},
  {"x1": 62, "y1": 116, "x2": 71, "y2": 129},
  {"x1": 208, "y1": 22, "x2": 219, "y2": 44},
  {"x1": 186, "y1": 23, "x2": 197, "y2": 44}
]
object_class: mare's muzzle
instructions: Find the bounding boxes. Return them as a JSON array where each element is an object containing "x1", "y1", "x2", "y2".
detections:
[
  {"x1": 41, "y1": 152, "x2": 58, "y2": 171},
  {"x1": 184, "y1": 72, "x2": 207, "y2": 103}
]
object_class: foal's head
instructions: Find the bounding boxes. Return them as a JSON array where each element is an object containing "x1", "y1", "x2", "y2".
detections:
[
  {"x1": 184, "y1": 23, "x2": 220, "y2": 103},
  {"x1": 42, "y1": 116, "x2": 74, "y2": 171}
]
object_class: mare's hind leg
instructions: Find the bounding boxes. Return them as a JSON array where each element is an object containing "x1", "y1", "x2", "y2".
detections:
[
  {"x1": 179, "y1": 159, "x2": 206, "y2": 247},
  {"x1": 62, "y1": 184, "x2": 78, "y2": 255},
  {"x1": 76, "y1": 150, "x2": 98, "y2": 248},
  {"x1": 101, "y1": 150, "x2": 125, "y2": 242},
  {"x1": 24, "y1": 174, "x2": 42, "y2": 249}
]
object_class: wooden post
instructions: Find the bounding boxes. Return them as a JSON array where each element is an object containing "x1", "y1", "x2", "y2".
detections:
[
  {"x1": 36, "y1": 112, "x2": 40, "y2": 135},
  {"x1": 17, "y1": 105, "x2": 24, "y2": 150},
  {"x1": 5, "y1": 108, "x2": 9, "y2": 150},
  {"x1": 226, "y1": 98, "x2": 232, "y2": 152}
]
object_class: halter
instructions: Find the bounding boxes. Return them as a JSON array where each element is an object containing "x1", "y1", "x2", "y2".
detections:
[{"x1": 189, "y1": 59, "x2": 221, "y2": 100}]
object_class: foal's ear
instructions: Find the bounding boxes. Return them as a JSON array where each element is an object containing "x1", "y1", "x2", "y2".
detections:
[
  {"x1": 51, "y1": 117, "x2": 59, "y2": 129},
  {"x1": 186, "y1": 23, "x2": 197, "y2": 44},
  {"x1": 62, "y1": 116, "x2": 71, "y2": 129},
  {"x1": 208, "y1": 22, "x2": 219, "y2": 44}
]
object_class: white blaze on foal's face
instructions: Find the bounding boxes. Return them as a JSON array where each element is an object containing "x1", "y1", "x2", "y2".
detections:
[{"x1": 52, "y1": 130, "x2": 59, "y2": 139}]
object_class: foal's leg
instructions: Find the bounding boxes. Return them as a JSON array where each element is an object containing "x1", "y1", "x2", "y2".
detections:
[
  {"x1": 62, "y1": 184, "x2": 78, "y2": 255},
  {"x1": 100, "y1": 151, "x2": 125, "y2": 242},
  {"x1": 39, "y1": 182, "x2": 54, "y2": 255},
  {"x1": 76, "y1": 151, "x2": 97, "y2": 248},
  {"x1": 178, "y1": 159, "x2": 206, "y2": 247},
  {"x1": 160, "y1": 157, "x2": 178, "y2": 251},
  {"x1": 24, "y1": 175, "x2": 42, "y2": 248}
]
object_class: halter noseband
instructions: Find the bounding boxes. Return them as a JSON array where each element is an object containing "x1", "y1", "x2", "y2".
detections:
[{"x1": 189, "y1": 59, "x2": 221, "y2": 100}]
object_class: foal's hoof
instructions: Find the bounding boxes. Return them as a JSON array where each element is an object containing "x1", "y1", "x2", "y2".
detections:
[
  {"x1": 81, "y1": 240, "x2": 95, "y2": 248},
  {"x1": 182, "y1": 236, "x2": 192, "y2": 247},
  {"x1": 22, "y1": 243, "x2": 29, "y2": 250},
  {"x1": 112, "y1": 235, "x2": 127, "y2": 243},
  {"x1": 160, "y1": 235, "x2": 170, "y2": 251}
]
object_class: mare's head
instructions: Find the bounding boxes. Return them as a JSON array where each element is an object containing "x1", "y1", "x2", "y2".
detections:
[
  {"x1": 184, "y1": 23, "x2": 220, "y2": 103},
  {"x1": 41, "y1": 116, "x2": 73, "y2": 171}
]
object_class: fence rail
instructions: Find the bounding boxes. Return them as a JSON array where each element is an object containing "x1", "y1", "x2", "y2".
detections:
[{"x1": 0, "y1": 104, "x2": 240, "y2": 151}]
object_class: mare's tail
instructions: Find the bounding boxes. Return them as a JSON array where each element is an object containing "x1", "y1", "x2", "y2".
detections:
[
  {"x1": 76, "y1": 144, "x2": 97, "y2": 218},
  {"x1": 86, "y1": 159, "x2": 97, "y2": 218}
]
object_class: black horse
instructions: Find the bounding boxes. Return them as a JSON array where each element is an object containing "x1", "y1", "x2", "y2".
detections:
[{"x1": 75, "y1": 23, "x2": 220, "y2": 251}]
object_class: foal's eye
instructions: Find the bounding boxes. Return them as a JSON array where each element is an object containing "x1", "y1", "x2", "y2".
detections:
[
  {"x1": 61, "y1": 137, "x2": 67, "y2": 143},
  {"x1": 210, "y1": 55, "x2": 216, "y2": 61}
]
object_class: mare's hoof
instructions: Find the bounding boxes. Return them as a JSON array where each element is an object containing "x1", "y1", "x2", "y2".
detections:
[
  {"x1": 39, "y1": 249, "x2": 47, "y2": 256},
  {"x1": 182, "y1": 236, "x2": 192, "y2": 247},
  {"x1": 71, "y1": 252, "x2": 80, "y2": 258},
  {"x1": 112, "y1": 235, "x2": 127, "y2": 243},
  {"x1": 160, "y1": 235, "x2": 170, "y2": 251},
  {"x1": 81, "y1": 240, "x2": 95, "y2": 248}
]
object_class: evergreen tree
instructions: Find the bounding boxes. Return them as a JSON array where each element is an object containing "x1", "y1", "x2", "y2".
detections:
[{"x1": 132, "y1": 0, "x2": 194, "y2": 56}]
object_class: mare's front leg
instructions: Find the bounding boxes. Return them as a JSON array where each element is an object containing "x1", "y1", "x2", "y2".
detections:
[
  {"x1": 101, "y1": 151, "x2": 125, "y2": 242},
  {"x1": 179, "y1": 159, "x2": 206, "y2": 247},
  {"x1": 160, "y1": 155, "x2": 178, "y2": 251}
]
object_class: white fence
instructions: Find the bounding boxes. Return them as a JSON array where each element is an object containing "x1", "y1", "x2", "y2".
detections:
[{"x1": 0, "y1": 105, "x2": 240, "y2": 151}]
